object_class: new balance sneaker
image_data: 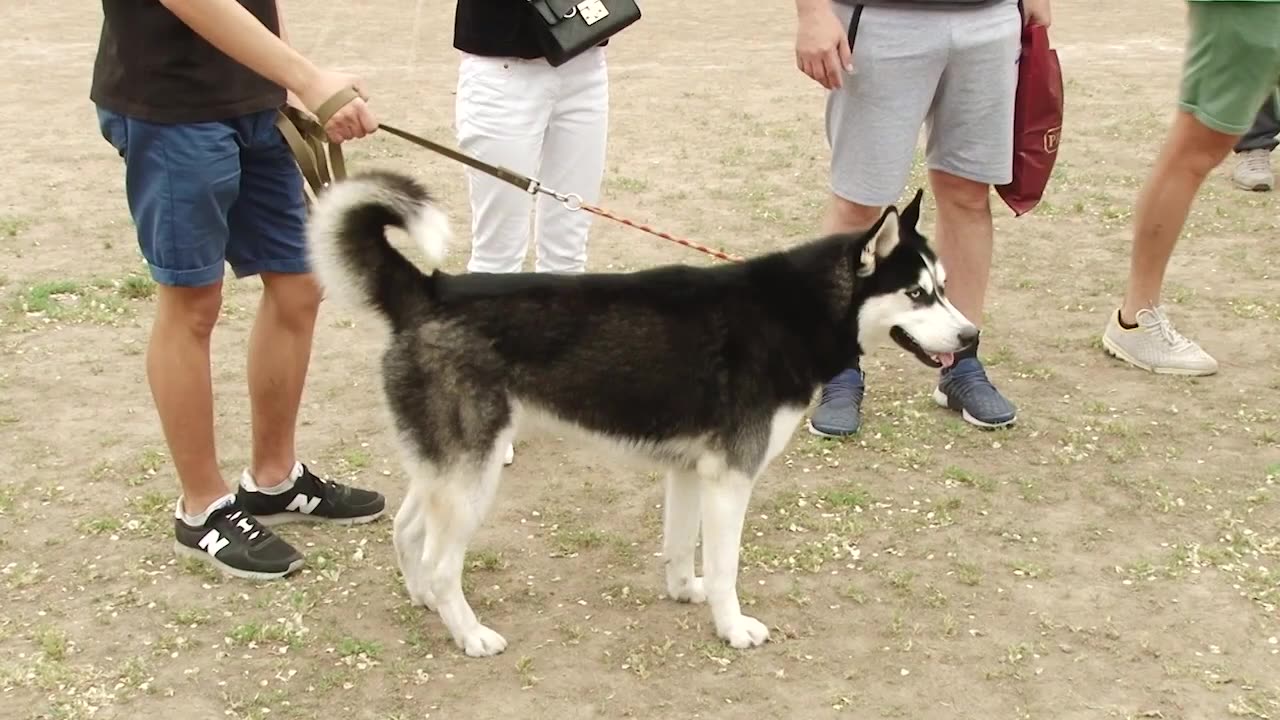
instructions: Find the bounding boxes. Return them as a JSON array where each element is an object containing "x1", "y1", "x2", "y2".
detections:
[
  {"x1": 173, "y1": 494, "x2": 305, "y2": 581},
  {"x1": 1232, "y1": 148, "x2": 1274, "y2": 192},
  {"x1": 808, "y1": 368, "x2": 866, "y2": 437},
  {"x1": 238, "y1": 462, "x2": 387, "y2": 526},
  {"x1": 1101, "y1": 306, "x2": 1218, "y2": 375},
  {"x1": 933, "y1": 356, "x2": 1017, "y2": 429}
]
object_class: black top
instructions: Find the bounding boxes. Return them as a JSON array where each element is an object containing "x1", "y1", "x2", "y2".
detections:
[
  {"x1": 90, "y1": 0, "x2": 286, "y2": 124},
  {"x1": 453, "y1": 0, "x2": 607, "y2": 59}
]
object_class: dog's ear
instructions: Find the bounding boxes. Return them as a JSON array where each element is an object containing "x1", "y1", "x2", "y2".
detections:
[
  {"x1": 900, "y1": 188, "x2": 924, "y2": 232},
  {"x1": 855, "y1": 206, "x2": 900, "y2": 278}
]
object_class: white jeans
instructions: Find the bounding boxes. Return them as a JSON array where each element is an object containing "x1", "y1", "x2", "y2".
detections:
[{"x1": 454, "y1": 48, "x2": 610, "y2": 274}]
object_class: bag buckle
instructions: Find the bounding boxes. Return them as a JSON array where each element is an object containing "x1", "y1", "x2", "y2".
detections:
[{"x1": 577, "y1": 0, "x2": 609, "y2": 25}]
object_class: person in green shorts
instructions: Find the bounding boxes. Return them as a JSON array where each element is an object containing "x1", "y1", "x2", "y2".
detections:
[{"x1": 1101, "y1": 0, "x2": 1280, "y2": 375}]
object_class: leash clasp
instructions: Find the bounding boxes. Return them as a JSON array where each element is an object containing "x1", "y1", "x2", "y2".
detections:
[{"x1": 532, "y1": 183, "x2": 583, "y2": 212}]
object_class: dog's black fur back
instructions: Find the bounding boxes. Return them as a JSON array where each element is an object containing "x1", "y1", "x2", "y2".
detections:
[{"x1": 308, "y1": 170, "x2": 929, "y2": 472}]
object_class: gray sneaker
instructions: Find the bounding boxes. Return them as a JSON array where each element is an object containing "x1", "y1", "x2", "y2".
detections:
[
  {"x1": 1101, "y1": 306, "x2": 1218, "y2": 376},
  {"x1": 1232, "y1": 149, "x2": 1274, "y2": 192}
]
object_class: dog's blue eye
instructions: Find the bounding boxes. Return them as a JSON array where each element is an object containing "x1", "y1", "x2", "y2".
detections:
[{"x1": 907, "y1": 288, "x2": 923, "y2": 299}]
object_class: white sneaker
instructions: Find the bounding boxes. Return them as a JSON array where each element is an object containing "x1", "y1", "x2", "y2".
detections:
[
  {"x1": 1101, "y1": 306, "x2": 1218, "y2": 376},
  {"x1": 1232, "y1": 149, "x2": 1274, "y2": 191},
  {"x1": 504, "y1": 443, "x2": 515, "y2": 466}
]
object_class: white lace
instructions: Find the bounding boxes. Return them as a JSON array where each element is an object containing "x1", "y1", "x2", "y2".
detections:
[
  {"x1": 226, "y1": 509, "x2": 263, "y2": 541},
  {"x1": 1139, "y1": 306, "x2": 1193, "y2": 351}
]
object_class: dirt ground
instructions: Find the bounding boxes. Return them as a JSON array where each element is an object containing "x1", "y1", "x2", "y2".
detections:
[{"x1": 1, "y1": 1, "x2": 1278, "y2": 718}]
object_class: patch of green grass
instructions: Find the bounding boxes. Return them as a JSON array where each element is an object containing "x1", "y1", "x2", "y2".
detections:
[
  {"x1": 228, "y1": 621, "x2": 297, "y2": 647},
  {"x1": 34, "y1": 626, "x2": 68, "y2": 662},
  {"x1": 78, "y1": 516, "x2": 122, "y2": 535},
  {"x1": 953, "y1": 562, "x2": 983, "y2": 587},
  {"x1": 0, "y1": 215, "x2": 29, "y2": 238},
  {"x1": 177, "y1": 556, "x2": 224, "y2": 584},
  {"x1": 515, "y1": 655, "x2": 539, "y2": 689},
  {"x1": 118, "y1": 275, "x2": 156, "y2": 300},
  {"x1": 9, "y1": 274, "x2": 157, "y2": 324},
  {"x1": 342, "y1": 447, "x2": 372, "y2": 468},
  {"x1": 821, "y1": 484, "x2": 872, "y2": 509},
  {"x1": 336, "y1": 637, "x2": 381, "y2": 659},
  {"x1": 171, "y1": 608, "x2": 210, "y2": 627},
  {"x1": 943, "y1": 466, "x2": 997, "y2": 492}
]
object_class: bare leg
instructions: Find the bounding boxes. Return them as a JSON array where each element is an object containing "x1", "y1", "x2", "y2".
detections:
[
  {"x1": 928, "y1": 170, "x2": 994, "y2": 326},
  {"x1": 1120, "y1": 110, "x2": 1239, "y2": 323},
  {"x1": 822, "y1": 194, "x2": 882, "y2": 235},
  {"x1": 662, "y1": 469, "x2": 705, "y2": 603},
  {"x1": 149, "y1": 283, "x2": 228, "y2": 514},
  {"x1": 246, "y1": 272, "x2": 323, "y2": 486}
]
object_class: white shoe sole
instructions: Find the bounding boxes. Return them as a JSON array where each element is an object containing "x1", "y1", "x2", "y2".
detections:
[
  {"x1": 255, "y1": 507, "x2": 387, "y2": 527},
  {"x1": 1101, "y1": 334, "x2": 1218, "y2": 376},
  {"x1": 931, "y1": 388, "x2": 1016, "y2": 429},
  {"x1": 805, "y1": 419, "x2": 855, "y2": 439},
  {"x1": 1232, "y1": 177, "x2": 1273, "y2": 192},
  {"x1": 173, "y1": 541, "x2": 305, "y2": 581}
]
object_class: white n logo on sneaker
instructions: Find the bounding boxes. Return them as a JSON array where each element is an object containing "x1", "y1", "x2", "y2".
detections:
[
  {"x1": 285, "y1": 494, "x2": 322, "y2": 514},
  {"x1": 198, "y1": 529, "x2": 230, "y2": 557}
]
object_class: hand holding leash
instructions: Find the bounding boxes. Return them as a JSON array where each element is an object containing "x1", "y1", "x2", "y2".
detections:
[{"x1": 297, "y1": 72, "x2": 378, "y2": 144}]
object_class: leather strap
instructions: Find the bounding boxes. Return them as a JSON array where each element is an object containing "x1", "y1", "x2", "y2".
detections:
[
  {"x1": 274, "y1": 87, "x2": 364, "y2": 205},
  {"x1": 276, "y1": 86, "x2": 544, "y2": 208},
  {"x1": 377, "y1": 123, "x2": 541, "y2": 194}
]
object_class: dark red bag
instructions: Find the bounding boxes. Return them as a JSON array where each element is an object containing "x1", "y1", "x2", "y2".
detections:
[{"x1": 996, "y1": 21, "x2": 1063, "y2": 217}]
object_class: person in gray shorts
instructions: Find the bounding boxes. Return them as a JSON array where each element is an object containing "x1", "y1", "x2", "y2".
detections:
[{"x1": 794, "y1": 0, "x2": 1052, "y2": 436}]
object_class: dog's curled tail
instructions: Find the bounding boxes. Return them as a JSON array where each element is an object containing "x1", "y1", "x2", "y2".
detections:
[{"x1": 307, "y1": 170, "x2": 449, "y2": 329}]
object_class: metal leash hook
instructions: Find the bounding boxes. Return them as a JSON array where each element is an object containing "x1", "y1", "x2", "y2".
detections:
[{"x1": 533, "y1": 183, "x2": 584, "y2": 212}]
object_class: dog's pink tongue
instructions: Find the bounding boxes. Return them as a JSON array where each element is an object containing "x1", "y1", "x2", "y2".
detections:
[{"x1": 939, "y1": 352, "x2": 956, "y2": 368}]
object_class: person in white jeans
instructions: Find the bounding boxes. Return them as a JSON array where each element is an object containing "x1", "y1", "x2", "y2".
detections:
[{"x1": 454, "y1": 46, "x2": 610, "y2": 274}]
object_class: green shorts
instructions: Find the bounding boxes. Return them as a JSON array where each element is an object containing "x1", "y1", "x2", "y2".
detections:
[{"x1": 1181, "y1": 0, "x2": 1280, "y2": 135}]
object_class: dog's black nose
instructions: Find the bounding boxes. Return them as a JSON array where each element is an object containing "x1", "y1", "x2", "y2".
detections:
[{"x1": 958, "y1": 326, "x2": 980, "y2": 347}]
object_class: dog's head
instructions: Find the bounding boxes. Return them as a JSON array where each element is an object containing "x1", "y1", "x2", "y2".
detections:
[{"x1": 850, "y1": 190, "x2": 978, "y2": 369}]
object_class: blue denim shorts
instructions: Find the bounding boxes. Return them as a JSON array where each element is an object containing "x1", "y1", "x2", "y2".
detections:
[{"x1": 96, "y1": 107, "x2": 309, "y2": 287}]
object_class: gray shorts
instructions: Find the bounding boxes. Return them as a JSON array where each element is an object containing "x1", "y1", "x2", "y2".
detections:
[{"x1": 825, "y1": 0, "x2": 1021, "y2": 207}]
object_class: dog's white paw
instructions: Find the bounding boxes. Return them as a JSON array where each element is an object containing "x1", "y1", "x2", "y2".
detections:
[
  {"x1": 718, "y1": 614, "x2": 770, "y2": 649},
  {"x1": 460, "y1": 625, "x2": 508, "y2": 658},
  {"x1": 667, "y1": 576, "x2": 707, "y2": 604}
]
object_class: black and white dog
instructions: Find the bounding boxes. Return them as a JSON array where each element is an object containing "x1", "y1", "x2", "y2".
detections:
[{"x1": 308, "y1": 170, "x2": 977, "y2": 657}]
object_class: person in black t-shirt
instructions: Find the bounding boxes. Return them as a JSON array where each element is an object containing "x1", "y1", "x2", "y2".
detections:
[{"x1": 91, "y1": 0, "x2": 385, "y2": 582}]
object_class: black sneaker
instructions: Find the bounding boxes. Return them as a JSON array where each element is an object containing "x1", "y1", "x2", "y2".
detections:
[
  {"x1": 237, "y1": 463, "x2": 386, "y2": 527},
  {"x1": 173, "y1": 495, "x2": 305, "y2": 581}
]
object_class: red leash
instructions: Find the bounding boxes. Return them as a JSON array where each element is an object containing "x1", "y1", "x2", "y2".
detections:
[
  {"x1": 375, "y1": 122, "x2": 745, "y2": 265},
  {"x1": 580, "y1": 202, "x2": 745, "y2": 264}
]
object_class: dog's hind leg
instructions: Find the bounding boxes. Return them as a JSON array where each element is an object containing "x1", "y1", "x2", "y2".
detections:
[
  {"x1": 662, "y1": 469, "x2": 706, "y2": 604},
  {"x1": 393, "y1": 478, "x2": 435, "y2": 609},
  {"x1": 415, "y1": 433, "x2": 512, "y2": 658},
  {"x1": 698, "y1": 463, "x2": 769, "y2": 649}
]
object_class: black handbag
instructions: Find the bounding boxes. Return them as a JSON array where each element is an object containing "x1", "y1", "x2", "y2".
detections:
[{"x1": 526, "y1": 0, "x2": 641, "y2": 67}]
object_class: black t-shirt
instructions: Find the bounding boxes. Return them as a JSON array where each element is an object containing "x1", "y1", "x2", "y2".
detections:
[{"x1": 90, "y1": 0, "x2": 286, "y2": 124}]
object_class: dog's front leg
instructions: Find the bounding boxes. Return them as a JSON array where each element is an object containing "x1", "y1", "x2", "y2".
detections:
[
  {"x1": 663, "y1": 469, "x2": 706, "y2": 603},
  {"x1": 699, "y1": 468, "x2": 769, "y2": 649}
]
